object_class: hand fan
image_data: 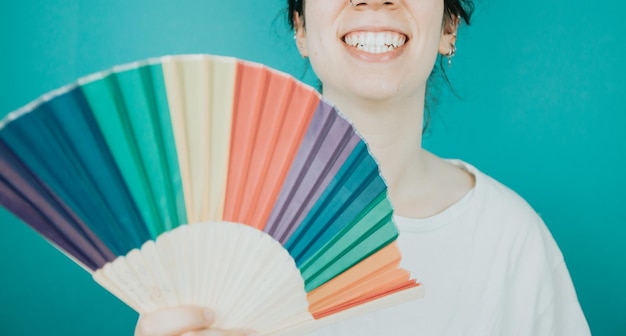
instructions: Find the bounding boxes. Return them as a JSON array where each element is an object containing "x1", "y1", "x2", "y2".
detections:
[{"x1": 0, "y1": 54, "x2": 423, "y2": 335}]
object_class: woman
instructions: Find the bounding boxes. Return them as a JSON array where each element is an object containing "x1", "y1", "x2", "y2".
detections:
[{"x1": 135, "y1": 0, "x2": 590, "y2": 335}]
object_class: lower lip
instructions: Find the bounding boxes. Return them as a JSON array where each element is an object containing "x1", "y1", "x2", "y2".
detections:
[{"x1": 343, "y1": 41, "x2": 406, "y2": 62}]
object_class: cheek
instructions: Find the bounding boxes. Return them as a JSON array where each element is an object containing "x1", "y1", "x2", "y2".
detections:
[
  {"x1": 303, "y1": 24, "x2": 334, "y2": 71},
  {"x1": 306, "y1": 35, "x2": 331, "y2": 83},
  {"x1": 414, "y1": 12, "x2": 446, "y2": 66},
  {"x1": 302, "y1": 1, "x2": 343, "y2": 55},
  {"x1": 409, "y1": 0, "x2": 445, "y2": 38}
]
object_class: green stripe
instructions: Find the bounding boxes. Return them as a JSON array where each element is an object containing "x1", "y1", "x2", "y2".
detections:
[
  {"x1": 80, "y1": 67, "x2": 162, "y2": 238},
  {"x1": 301, "y1": 194, "x2": 398, "y2": 291},
  {"x1": 148, "y1": 63, "x2": 188, "y2": 229}
]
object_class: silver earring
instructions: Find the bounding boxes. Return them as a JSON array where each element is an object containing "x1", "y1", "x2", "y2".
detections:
[{"x1": 447, "y1": 44, "x2": 456, "y2": 68}]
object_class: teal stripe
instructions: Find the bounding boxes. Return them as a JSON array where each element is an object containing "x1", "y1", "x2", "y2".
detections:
[
  {"x1": 80, "y1": 73, "x2": 159, "y2": 238},
  {"x1": 148, "y1": 63, "x2": 187, "y2": 228},
  {"x1": 301, "y1": 195, "x2": 397, "y2": 291},
  {"x1": 285, "y1": 142, "x2": 386, "y2": 262},
  {"x1": 114, "y1": 65, "x2": 184, "y2": 234},
  {"x1": 80, "y1": 64, "x2": 185, "y2": 239},
  {"x1": 0, "y1": 88, "x2": 149, "y2": 255}
]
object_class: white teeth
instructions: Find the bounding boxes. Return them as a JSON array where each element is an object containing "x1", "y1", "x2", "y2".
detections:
[{"x1": 343, "y1": 31, "x2": 406, "y2": 54}]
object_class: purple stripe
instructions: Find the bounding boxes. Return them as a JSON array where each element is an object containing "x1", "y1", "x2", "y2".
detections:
[
  {"x1": 0, "y1": 179, "x2": 97, "y2": 269},
  {"x1": 0, "y1": 141, "x2": 115, "y2": 270},
  {"x1": 264, "y1": 102, "x2": 360, "y2": 243}
]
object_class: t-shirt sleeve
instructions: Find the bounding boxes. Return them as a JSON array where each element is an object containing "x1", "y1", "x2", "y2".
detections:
[
  {"x1": 507, "y1": 213, "x2": 591, "y2": 336},
  {"x1": 532, "y1": 258, "x2": 591, "y2": 336},
  {"x1": 476, "y1": 174, "x2": 590, "y2": 335}
]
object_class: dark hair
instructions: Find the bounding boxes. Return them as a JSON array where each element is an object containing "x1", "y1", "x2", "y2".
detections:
[
  {"x1": 285, "y1": 0, "x2": 475, "y2": 132},
  {"x1": 287, "y1": 0, "x2": 304, "y2": 29}
]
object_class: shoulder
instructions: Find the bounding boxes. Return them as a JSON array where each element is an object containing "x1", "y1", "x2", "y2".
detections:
[
  {"x1": 450, "y1": 161, "x2": 590, "y2": 335},
  {"x1": 449, "y1": 160, "x2": 565, "y2": 263},
  {"x1": 455, "y1": 160, "x2": 546, "y2": 230}
]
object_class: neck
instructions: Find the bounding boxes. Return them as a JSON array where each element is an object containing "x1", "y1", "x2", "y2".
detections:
[{"x1": 322, "y1": 88, "x2": 429, "y2": 197}]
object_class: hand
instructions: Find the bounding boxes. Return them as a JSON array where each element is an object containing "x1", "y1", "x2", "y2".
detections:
[{"x1": 135, "y1": 306, "x2": 258, "y2": 336}]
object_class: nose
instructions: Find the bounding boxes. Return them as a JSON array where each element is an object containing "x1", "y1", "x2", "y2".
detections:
[{"x1": 349, "y1": 0, "x2": 398, "y2": 8}]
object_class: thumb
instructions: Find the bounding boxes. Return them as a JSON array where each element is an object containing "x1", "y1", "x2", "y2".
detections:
[{"x1": 135, "y1": 306, "x2": 215, "y2": 336}]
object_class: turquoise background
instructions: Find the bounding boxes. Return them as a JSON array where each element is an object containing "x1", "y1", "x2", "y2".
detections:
[{"x1": 0, "y1": 0, "x2": 624, "y2": 335}]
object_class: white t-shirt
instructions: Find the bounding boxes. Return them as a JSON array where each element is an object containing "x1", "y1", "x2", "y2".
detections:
[{"x1": 307, "y1": 161, "x2": 590, "y2": 336}]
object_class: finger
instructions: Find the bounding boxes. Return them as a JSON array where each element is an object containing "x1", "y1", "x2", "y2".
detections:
[
  {"x1": 135, "y1": 306, "x2": 215, "y2": 336},
  {"x1": 181, "y1": 329, "x2": 258, "y2": 336}
]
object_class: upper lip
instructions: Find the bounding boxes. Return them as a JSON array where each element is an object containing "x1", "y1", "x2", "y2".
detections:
[{"x1": 340, "y1": 26, "x2": 410, "y2": 42}]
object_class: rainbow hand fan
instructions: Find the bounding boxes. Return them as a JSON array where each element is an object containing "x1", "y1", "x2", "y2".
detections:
[{"x1": 0, "y1": 54, "x2": 423, "y2": 335}]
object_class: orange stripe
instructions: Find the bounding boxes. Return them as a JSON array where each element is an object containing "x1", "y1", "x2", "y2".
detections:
[
  {"x1": 310, "y1": 268, "x2": 410, "y2": 313},
  {"x1": 224, "y1": 62, "x2": 319, "y2": 229},
  {"x1": 306, "y1": 242, "x2": 419, "y2": 317},
  {"x1": 223, "y1": 62, "x2": 267, "y2": 222},
  {"x1": 249, "y1": 81, "x2": 319, "y2": 229},
  {"x1": 312, "y1": 282, "x2": 420, "y2": 319}
]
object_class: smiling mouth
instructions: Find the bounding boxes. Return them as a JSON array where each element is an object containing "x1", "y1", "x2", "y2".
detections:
[{"x1": 343, "y1": 31, "x2": 407, "y2": 54}]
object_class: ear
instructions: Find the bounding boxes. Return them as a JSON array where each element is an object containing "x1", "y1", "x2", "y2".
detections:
[
  {"x1": 293, "y1": 11, "x2": 309, "y2": 57},
  {"x1": 438, "y1": 15, "x2": 460, "y2": 56}
]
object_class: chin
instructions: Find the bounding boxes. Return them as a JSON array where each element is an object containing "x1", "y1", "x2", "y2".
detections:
[{"x1": 347, "y1": 78, "x2": 411, "y2": 102}]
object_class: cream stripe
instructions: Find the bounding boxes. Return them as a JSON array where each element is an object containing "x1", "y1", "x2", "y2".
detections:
[
  {"x1": 206, "y1": 56, "x2": 236, "y2": 221},
  {"x1": 161, "y1": 55, "x2": 235, "y2": 223},
  {"x1": 161, "y1": 57, "x2": 195, "y2": 222}
]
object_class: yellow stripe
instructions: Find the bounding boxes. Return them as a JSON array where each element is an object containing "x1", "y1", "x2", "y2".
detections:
[{"x1": 161, "y1": 55, "x2": 236, "y2": 223}]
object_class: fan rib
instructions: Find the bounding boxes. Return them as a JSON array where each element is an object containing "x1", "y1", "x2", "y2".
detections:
[
  {"x1": 135, "y1": 241, "x2": 180, "y2": 308},
  {"x1": 113, "y1": 222, "x2": 314, "y2": 333}
]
